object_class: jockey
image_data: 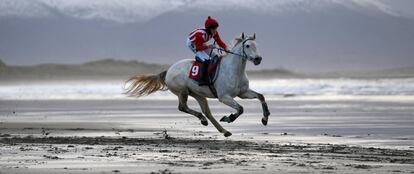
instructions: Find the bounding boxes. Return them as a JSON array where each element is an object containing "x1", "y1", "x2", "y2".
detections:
[{"x1": 187, "y1": 16, "x2": 230, "y2": 85}]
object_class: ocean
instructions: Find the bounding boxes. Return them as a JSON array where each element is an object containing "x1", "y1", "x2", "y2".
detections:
[{"x1": 1, "y1": 78, "x2": 414, "y2": 101}]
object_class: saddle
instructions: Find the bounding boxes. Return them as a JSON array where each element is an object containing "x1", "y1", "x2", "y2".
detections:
[{"x1": 188, "y1": 56, "x2": 222, "y2": 85}]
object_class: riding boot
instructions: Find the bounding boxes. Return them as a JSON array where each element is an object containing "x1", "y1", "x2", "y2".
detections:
[{"x1": 198, "y1": 60, "x2": 210, "y2": 86}]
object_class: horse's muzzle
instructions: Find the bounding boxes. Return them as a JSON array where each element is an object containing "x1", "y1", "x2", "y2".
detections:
[{"x1": 253, "y1": 56, "x2": 262, "y2": 65}]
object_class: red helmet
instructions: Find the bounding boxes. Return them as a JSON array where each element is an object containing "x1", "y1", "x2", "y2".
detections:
[{"x1": 205, "y1": 16, "x2": 219, "y2": 29}]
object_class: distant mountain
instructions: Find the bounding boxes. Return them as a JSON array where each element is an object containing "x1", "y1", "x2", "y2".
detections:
[
  {"x1": 246, "y1": 68, "x2": 301, "y2": 79},
  {"x1": 303, "y1": 66, "x2": 414, "y2": 78},
  {"x1": 364, "y1": 66, "x2": 414, "y2": 78},
  {"x1": 0, "y1": 59, "x2": 301, "y2": 81},
  {"x1": 0, "y1": 59, "x2": 169, "y2": 81},
  {"x1": 1, "y1": 58, "x2": 412, "y2": 82},
  {"x1": 1, "y1": 1, "x2": 414, "y2": 72}
]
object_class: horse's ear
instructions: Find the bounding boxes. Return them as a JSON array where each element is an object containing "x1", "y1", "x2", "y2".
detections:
[
  {"x1": 241, "y1": 32, "x2": 245, "y2": 39},
  {"x1": 253, "y1": 33, "x2": 256, "y2": 40}
]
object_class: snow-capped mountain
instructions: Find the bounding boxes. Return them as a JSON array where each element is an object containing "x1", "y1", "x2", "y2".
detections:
[{"x1": 0, "y1": 0, "x2": 413, "y2": 72}]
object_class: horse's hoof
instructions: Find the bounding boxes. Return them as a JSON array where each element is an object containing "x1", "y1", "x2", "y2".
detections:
[
  {"x1": 201, "y1": 120, "x2": 208, "y2": 126},
  {"x1": 220, "y1": 116, "x2": 231, "y2": 123},
  {"x1": 224, "y1": 132, "x2": 232, "y2": 137},
  {"x1": 261, "y1": 117, "x2": 268, "y2": 126}
]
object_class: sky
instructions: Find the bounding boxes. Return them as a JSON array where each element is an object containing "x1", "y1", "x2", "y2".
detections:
[{"x1": 0, "y1": 0, "x2": 414, "y2": 72}]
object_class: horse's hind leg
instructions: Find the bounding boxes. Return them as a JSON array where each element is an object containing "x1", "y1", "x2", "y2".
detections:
[
  {"x1": 178, "y1": 92, "x2": 208, "y2": 126},
  {"x1": 218, "y1": 95, "x2": 244, "y2": 123},
  {"x1": 192, "y1": 93, "x2": 232, "y2": 137},
  {"x1": 238, "y1": 89, "x2": 270, "y2": 126}
]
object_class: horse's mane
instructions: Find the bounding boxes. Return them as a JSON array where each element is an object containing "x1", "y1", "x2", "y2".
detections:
[
  {"x1": 230, "y1": 34, "x2": 244, "y2": 50},
  {"x1": 229, "y1": 33, "x2": 254, "y2": 50}
]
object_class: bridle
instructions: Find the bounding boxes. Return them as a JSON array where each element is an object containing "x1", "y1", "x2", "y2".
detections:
[{"x1": 217, "y1": 38, "x2": 256, "y2": 62}]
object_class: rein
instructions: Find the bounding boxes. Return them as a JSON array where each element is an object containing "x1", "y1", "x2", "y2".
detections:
[{"x1": 216, "y1": 38, "x2": 255, "y2": 62}]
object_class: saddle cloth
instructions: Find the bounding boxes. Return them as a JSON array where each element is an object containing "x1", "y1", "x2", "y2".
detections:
[{"x1": 188, "y1": 56, "x2": 222, "y2": 84}]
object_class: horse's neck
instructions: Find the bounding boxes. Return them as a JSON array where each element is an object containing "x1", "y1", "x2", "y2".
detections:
[{"x1": 220, "y1": 45, "x2": 246, "y2": 77}]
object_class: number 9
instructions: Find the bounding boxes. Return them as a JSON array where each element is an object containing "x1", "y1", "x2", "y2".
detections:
[{"x1": 191, "y1": 65, "x2": 199, "y2": 76}]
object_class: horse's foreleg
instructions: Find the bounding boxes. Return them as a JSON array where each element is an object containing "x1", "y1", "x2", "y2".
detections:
[
  {"x1": 238, "y1": 89, "x2": 270, "y2": 126},
  {"x1": 218, "y1": 95, "x2": 244, "y2": 123},
  {"x1": 178, "y1": 92, "x2": 208, "y2": 126},
  {"x1": 192, "y1": 94, "x2": 232, "y2": 137}
]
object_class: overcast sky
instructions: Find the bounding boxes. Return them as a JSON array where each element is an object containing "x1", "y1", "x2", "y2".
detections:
[{"x1": 1, "y1": 0, "x2": 414, "y2": 72}]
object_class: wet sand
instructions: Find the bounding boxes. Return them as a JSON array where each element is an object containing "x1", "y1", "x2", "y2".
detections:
[{"x1": 1, "y1": 99, "x2": 414, "y2": 173}]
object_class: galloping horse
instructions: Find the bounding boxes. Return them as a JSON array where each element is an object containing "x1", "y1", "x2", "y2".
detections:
[{"x1": 124, "y1": 33, "x2": 270, "y2": 137}]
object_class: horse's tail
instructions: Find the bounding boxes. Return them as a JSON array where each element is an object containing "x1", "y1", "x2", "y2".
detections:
[{"x1": 123, "y1": 70, "x2": 168, "y2": 97}]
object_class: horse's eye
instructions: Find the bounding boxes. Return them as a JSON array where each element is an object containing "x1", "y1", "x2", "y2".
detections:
[{"x1": 246, "y1": 45, "x2": 250, "y2": 48}]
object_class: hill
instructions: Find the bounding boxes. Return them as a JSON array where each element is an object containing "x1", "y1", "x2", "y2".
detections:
[
  {"x1": 0, "y1": 59, "x2": 302, "y2": 81},
  {"x1": 1, "y1": 1, "x2": 414, "y2": 71},
  {"x1": 0, "y1": 59, "x2": 169, "y2": 81},
  {"x1": 3, "y1": 59, "x2": 411, "y2": 82},
  {"x1": 306, "y1": 66, "x2": 414, "y2": 78}
]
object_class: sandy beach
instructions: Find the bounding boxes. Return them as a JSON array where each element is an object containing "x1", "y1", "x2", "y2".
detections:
[{"x1": 1, "y1": 97, "x2": 413, "y2": 174}]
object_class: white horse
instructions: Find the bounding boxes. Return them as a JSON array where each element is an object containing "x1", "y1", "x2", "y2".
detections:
[{"x1": 124, "y1": 33, "x2": 270, "y2": 137}]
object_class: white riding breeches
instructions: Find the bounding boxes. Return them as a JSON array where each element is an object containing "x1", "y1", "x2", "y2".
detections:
[{"x1": 187, "y1": 38, "x2": 218, "y2": 62}]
